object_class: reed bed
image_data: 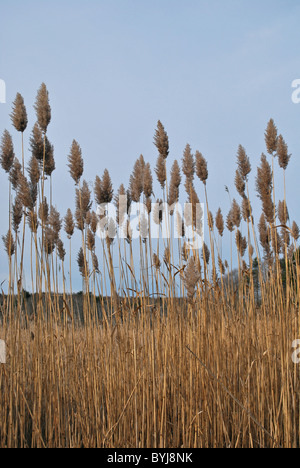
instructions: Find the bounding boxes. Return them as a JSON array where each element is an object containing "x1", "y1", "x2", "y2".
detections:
[{"x1": 0, "y1": 85, "x2": 299, "y2": 448}]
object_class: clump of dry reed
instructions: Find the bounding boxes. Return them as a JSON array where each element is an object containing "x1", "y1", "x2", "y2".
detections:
[{"x1": 0, "y1": 87, "x2": 299, "y2": 449}]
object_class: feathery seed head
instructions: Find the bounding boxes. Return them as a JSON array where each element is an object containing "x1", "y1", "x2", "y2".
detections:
[
  {"x1": 241, "y1": 197, "x2": 252, "y2": 222},
  {"x1": 17, "y1": 174, "x2": 33, "y2": 210},
  {"x1": 235, "y1": 169, "x2": 245, "y2": 198},
  {"x1": 44, "y1": 139, "x2": 55, "y2": 176},
  {"x1": 30, "y1": 123, "x2": 44, "y2": 162},
  {"x1": 281, "y1": 227, "x2": 290, "y2": 248},
  {"x1": 27, "y1": 210, "x2": 38, "y2": 233},
  {"x1": 0, "y1": 130, "x2": 15, "y2": 173},
  {"x1": 77, "y1": 247, "x2": 86, "y2": 277},
  {"x1": 38, "y1": 198, "x2": 49, "y2": 224},
  {"x1": 195, "y1": 151, "x2": 208, "y2": 184},
  {"x1": 277, "y1": 134, "x2": 291, "y2": 170},
  {"x1": 256, "y1": 154, "x2": 274, "y2": 224},
  {"x1": 208, "y1": 210, "x2": 214, "y2": 231},
  {"x1": 288, "y1": 244, "x2": 295, "y2": 260},
  {"x1": 12, "y1": 195, "x2": 23, "y2": 233},
  {"x1": 170, "y1": 159, "x2": 181, "y2": 188},
  {"x1": 153, "y1": 253, "x2": 161, "y2": 270},
  {"x1": 92, "y1": 252, "x2": 99, "y2": 273},
  {"x1": 68, "y1": 140, "x2": 84, "y2": 185},
  {"x1": 130, "y1": 158, "x2": 144, "y2": 202},
  {"x1": 155, "y1": 154, "x2": 166, "y2": 190},
  {"x1": 226, "y1": 210, "x2": 234, "y2": 233},
  {"x1": 168, "y1": 159, "x2": 181, "y2": 207},
  {"x1": 94, "y1": 175, "x2": 103, "y2": 206},
  {"x1": 182, "y1": 145, "x2": 195, "y2": 188},
  {"x1": 10, "y1": 93, "x2": 28, "y2": 133},
  {"x1": 49, "y1": 206, "x2": 62, "y2": 243},
  {"x1": 2, "y1": 230, "x2": 15, "y2": 257},
  {"x1": 231, "y1": 199, "x2": 241, "y2": 228},
  {"x1": 215, "y1": 208, "x2": 224, "y2": 237},
  {"x1": 64, "y1": 209, "x2": 75, "y2": 239},
  {"x1": 90, "y1": 211, "x2": 98, "y2": 235},
  {"x1": 86, "y1": 228, "x2": 95, "y2": 252},
  {"x1": 34, "y1": 83, "x2": 51, "y2": 133},
  {"x1": 202, "y1": 242, "x2": 210, "y2": 264},
  {"x1": 184, "y1": 256, "x2": 201, "y2": 304},
  {"x1": 154, "y1": 120, "x2": 169, "y2": 159},
  {"x1": 30, "y1": 125, "x2": 55, "y2": 175},
  {"x1": 218, "y1": 256, "x2": 225, "y2": 275},
  {"x1": 265, "y1": 119, "x2": 278, "y2": 155},
  {"x1": 101, "y1": 169, "x2": 113, "y2": 204},
  {"x1": 237, "y1": 145, "x2": 251, "y2": 180},
  {"x1": 75, "y1": 180, "x2": 92, "y2": 230},
  {"x1": 277, "y1": 200, "x2": 289, "y2": 225},
  {"x1": 143, "y1": 162, "x2": 153, "y2": 198},
  {"x1": 9, "y1": 158, "x2": 22, "y2": 190},
  {"x1": 258, "y1": 213, "x2": 269, "y2": 251},
  {"x1": 27, "y1": 155, "x2": 40, "y2": 185},
  {"x1": 57, "y1": 239, "x2": 66, "y2": 261},
  {"x1": 256, "y1": 154, "x2": 272, "y2": 197},
  {"x1": 44, "y1": 226, "x2": 56, "y2": 255},
  {"x1": 292, "y1": 221, "x2": 300, "y2": 241},
  {"x1": 235, "y1": 229, "x2": 247, "y2": 257}
]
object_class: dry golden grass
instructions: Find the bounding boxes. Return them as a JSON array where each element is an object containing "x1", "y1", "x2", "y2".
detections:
[{"x1": 0, "y1": 295, "x2": 299, "y2": 448}]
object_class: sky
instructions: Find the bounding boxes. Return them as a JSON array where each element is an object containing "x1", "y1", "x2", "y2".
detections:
[{"x1": 0, "y1": 0, "x2": 300, "y2": 292}]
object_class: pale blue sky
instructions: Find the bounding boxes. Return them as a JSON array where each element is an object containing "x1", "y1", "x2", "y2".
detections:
[{"x1": 1, "y1": 0, "x2": 300, "y2": 291}]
